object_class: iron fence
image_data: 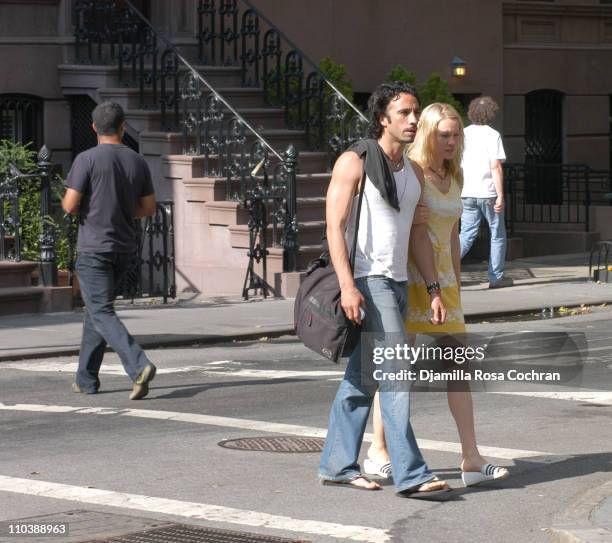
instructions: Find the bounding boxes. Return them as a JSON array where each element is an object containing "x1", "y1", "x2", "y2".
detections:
[
  {"x1": 503, "y1": 163, "x2": 593, "y2": 233},
  {"x1": 1, "y1": 145, "x2": 175, "y2": 302},
  {"x1": 117, "y1": 201, "x2": 176, "y2": 303}
]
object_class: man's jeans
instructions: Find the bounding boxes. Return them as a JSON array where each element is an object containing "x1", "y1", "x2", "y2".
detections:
[
  {"x1": 319, "y1": 276, "x2": 433, "y2": 492},
  {"x1": 75, "y1": 252, "x2": 150, "y2": 392},
  {"x1": 459, "y1": 197, "x2": 507, "y2": 283}
]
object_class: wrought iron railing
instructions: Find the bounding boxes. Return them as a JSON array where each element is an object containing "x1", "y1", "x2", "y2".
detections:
[
  {"x1": 1, "y1": 145, "x2": 176, "y2": 303},
  {"x1": 504, "y1": 163, "x2": 593, "y2": 233},
  {"x1": 196, "y1": 0, "x2": 368, "y2": 156},
  {"x1": 118, "y1": 201, "x2": 176, "y2": 303},
  {"x1": 0, "y1": 146, "x2": 61, "y2": 285}
]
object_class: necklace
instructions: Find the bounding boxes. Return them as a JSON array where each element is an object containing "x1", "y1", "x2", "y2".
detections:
[
  {"x1": 384, "y1": 152, "x2": 404, "y2": 171},
  {"x1": 428, "y1": 164, "x2": 446, "y2": 178}
]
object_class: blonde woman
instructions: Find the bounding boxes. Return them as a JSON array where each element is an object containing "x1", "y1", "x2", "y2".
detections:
[{"x1": 364, "y1": 103, "x2": 510, "y2": 487}]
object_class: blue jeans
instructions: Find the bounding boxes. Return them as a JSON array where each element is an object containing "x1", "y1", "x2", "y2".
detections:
[
  {"x1": 75, "y1": 252, "x2": 151, "y2": 392},
  {"x1": 459, "y1": 197, "x2": 507, "y2": 283},
  {"x1": 319, "y1": 276, "x2": 433, "y2": 492}
]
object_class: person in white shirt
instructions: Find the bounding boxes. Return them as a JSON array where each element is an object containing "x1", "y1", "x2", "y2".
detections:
[{"x1": 459, "y1": 96, "x2": 513, "y2": 288}]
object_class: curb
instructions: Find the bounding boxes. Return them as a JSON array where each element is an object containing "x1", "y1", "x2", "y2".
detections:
[
  {"x1": 1, "y1": 301, "x2": 611, "y2": 362},
  {"x1": 0, "y1": 327, "x2": 295, "y2": 362},
  {"x1": 549, "y1": 479, "x2": 612, "y2": 543}
]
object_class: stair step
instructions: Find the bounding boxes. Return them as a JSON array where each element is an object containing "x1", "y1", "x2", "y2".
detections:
[
  {"x1": 60, "y1": 63, "x2": 245, "y2": 92},
  {"x1": 0, "y1": 286, "x2": 44, "y2": 316},
  {"x1": 0, "y1": 261, "x2": 38, "y2": 288},
  {"x1": 229, "y1": 220, "x2": 325, "y2": 248},
  {"x1": 121, "y1": 105, "x2": 287, "y2": 132},
  {"x1": 183, "y1": 173, "x2": 330, "y2": 203},
  {"x1": 206, "y1": 196, "x2": 326, "y2": 226}
]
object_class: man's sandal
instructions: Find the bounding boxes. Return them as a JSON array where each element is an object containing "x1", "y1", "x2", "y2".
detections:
[
  {"x1": 461, "y1": 464, "x2": 510, "y2": 487},
  {"x1": 321, "y1": 475, "x2": 382, "y2": 491},
  {"x1": 396, "y1": 477, "x2": 451, "y2": 500}
]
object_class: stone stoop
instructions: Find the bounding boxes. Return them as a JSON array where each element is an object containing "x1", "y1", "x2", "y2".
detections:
[
  {"x1": 59, "y1": 62, "x2": 334, "y2": 298},
  {"x1": 163, "y1": 154, "x2": 329, "y2": 296},
  {"x1": 0, "y1": 261, "x2": 72, "y2": 315}
]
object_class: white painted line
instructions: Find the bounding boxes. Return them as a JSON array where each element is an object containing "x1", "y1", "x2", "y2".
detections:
[
  {"x1": 0, "y1": 362, "x2": 204, "y2": 375},
  {"x1": 0, "y1": 403, "x2": 555, "y2": 460},
  {"x1": 0, "y1": 362, "x2": 344, "y2": 380},
  {"x1": 203, "y1": 369, "x2": 345, "y2": 379},
  {"x1": 493, "y1": 391, "x2": 612, "y2": 406},
  {"x1": 0, "y1": 475, "x2": 389, "y2": 543}
]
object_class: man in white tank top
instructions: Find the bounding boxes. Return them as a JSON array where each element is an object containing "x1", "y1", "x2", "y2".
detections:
[{"x1": 319, "y1": 82, "x2": 450, "y2": 498}]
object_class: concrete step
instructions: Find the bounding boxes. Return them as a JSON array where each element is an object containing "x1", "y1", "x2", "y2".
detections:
[
  {"x1": 118, "y1": 105, "x2": 287, "y2": 132},
  {"x1": 182, "y1": 173, "x2": 330, "y2": 204},
  {"x1": 141, "y1": 128, "x2": 309, "y2": 155},
  {"x1": 229, "y1": 220, "x2": 325, "y2": 248},
  {"x1": 0, "y1": 286, "x2": 44, "y2": 316},
  {"x1": 0, "y1": 261, "x2": 38, "y2": 288},
  {"x1": 206, "y1": 196, "x2": 326, "y2": 226},
  {"x1": 59, "y1": 64, "x2": 244, "y2": 93},
  {"x1": 162, "y1": 151, "x2": 330, "y2": 179}
]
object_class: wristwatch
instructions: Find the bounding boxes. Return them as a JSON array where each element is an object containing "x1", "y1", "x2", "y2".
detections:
[{"x1": 426, "y1": 281, "x2": 441, "y2": 295}]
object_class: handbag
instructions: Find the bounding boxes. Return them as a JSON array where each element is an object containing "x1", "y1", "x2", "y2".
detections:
[{"x1": 294, "y1": 169, "x2": 366, "y2": 363}]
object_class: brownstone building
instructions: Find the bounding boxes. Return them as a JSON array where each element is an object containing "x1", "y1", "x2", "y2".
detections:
[{"x1": 1, "y1": 0, "x2": 611, "y2": 299}]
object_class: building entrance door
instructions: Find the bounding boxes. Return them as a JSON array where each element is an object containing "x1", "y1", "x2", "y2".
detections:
[{"x1": 524, "y1": 89, "x2": 564, "y2": 204}]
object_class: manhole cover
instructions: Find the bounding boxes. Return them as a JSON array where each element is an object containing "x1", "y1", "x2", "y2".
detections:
[
  {"x1": 218, "y1": 436, "x2": 324, "y2": 453},
  {"x1": 83, "y1": 524, "x2": 309, "y2": 542}
]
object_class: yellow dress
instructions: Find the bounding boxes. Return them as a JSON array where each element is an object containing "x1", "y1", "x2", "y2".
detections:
[{"x1": 406, "y1": 175, "x2": 465, "y2": 335}]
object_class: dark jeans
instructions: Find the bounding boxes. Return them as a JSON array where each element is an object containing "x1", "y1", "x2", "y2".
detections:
[{"x1": 75, "y1": 252, "x2": 150, "y2": 392}]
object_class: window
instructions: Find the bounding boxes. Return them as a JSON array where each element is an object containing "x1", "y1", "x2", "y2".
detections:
[{"x1": 0, "y1": 94, "x2": 43, "y2": 148}]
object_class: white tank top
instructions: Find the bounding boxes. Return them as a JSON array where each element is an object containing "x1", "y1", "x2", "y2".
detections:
[{"x1": 345, "y1": 157, "x2": 421, "y2": 281}]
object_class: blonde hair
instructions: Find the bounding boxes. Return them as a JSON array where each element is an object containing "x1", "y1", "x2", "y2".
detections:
[{"x1": 408, "y1": 102, "x2": 464, "y2": 188}]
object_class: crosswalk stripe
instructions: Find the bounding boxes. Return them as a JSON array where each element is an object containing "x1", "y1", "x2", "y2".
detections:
[
  {"x1": 0, "y1": 361, "x2": 344, "y2": 380},
  {"x1": 0, "y1": 402, "x2": 556, "y2": 460},
  {"x1": 493, "y1": 391, "x2": 612, "y2": 405},
  {"x1": 0, "y1": 475, "x2": 389, "y2": 543}
]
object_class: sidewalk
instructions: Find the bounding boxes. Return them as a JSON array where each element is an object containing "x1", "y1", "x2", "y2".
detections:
[
  {"x1": 0, "y1": 252, "x2": 611, "y2": 541},
  {"x1": 1, "y1": 252, "x2": 612, "y2": 362}
]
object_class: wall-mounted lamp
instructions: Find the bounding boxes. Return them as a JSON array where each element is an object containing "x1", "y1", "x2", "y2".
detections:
[{"x1": 451, "y1": 56, "x2": 467, "y2": 78}]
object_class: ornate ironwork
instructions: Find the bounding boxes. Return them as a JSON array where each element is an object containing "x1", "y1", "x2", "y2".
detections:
[
  {"x1": 0, "y1": 173, "x2": 21, "y2": 261},
  {"x1": 503, "y1": 163, "x2": 593, "y2": 234},
  {"x1": 241, "y1": 145, "x2": 299, "y2": 299},
  {"x1": 36, "y1": 146, "x2": 58, "y2": 286},
  {"x1": 1, "y1": 147, "x2": 58, "y2": 284},
  {"x1": 74, "y1": 0, "x2": 180, "y2": 128},
  {"x1": 196, "y1": 0, "x2": 368, "y2": 165},
  {"x1": 117, "y1": 201, "x2": 176, "y2": 303},
  {"x1": 240, "y1": 8, "x2": 260, "y2": 87}
]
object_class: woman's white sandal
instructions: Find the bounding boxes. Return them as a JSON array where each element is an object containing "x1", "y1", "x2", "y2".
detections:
[
  {"x1": 363, "y1": 458, "x2": 393, "y2": 479},
  {"x1": 461, "y1": 463, "x2": 510, "y2": 487}
]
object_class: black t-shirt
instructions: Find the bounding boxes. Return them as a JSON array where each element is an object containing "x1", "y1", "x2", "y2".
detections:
[{"x1": 67, "y1": 144, "x2": 154, "y2": 253}]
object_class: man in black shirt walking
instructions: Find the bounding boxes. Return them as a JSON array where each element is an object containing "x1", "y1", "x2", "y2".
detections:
[{"x1": 62, "y1": 101, "x2": 157, "y2": 400}]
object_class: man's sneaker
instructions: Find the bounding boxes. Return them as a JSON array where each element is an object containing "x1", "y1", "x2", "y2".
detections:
[
  {"x1": 489, "y1": 276, "x2": 514, "y2": 289},
  {"x1": 129, "y1": 363, "x2": 157, "y2": 400},
  {"x1": 71, "y1": 382, "x2": 98, "y2": 394}
]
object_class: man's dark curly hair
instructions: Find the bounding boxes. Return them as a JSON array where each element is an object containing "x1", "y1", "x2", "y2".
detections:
[{"x1": 367, "y1": 81, "x2": 420, "y2": 139}]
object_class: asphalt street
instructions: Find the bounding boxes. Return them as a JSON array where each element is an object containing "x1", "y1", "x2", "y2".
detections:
[{"x1": 0, "y1": 310, "x2": 611, "y2": 543}]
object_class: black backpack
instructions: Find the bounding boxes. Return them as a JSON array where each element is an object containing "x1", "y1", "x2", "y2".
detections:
[{"x1": 294, "y1": 170, "x2": 366, "y2": 363}]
